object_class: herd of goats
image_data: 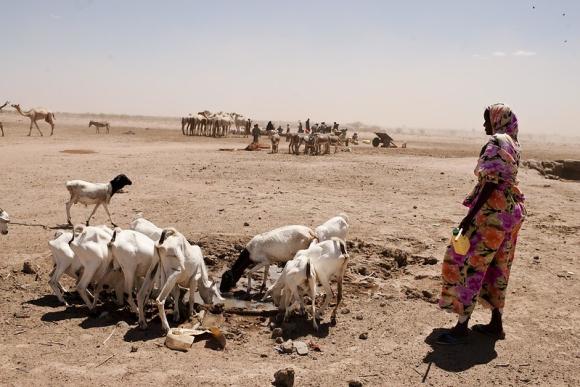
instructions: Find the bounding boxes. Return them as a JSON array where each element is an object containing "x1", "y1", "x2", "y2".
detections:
[{"x1": 1, "y1": 173, "x2": 351, "y2": 334}]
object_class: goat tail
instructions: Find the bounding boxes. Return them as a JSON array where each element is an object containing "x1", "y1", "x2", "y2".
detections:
[
  {"x1": 107, "y1": 228, "x2": 119, "y2": 247},
  {"x1": 69, "y1": 224, "x2": 86, "y2": 245},
  {"x1": 332, "y1": 237, "x2": 349, "y2": 258},
  {"x1": 158, "y1": 227, "x2": 177, "y2": 246},
  {"x1": 106, "y1": 229, "x2": 122, "y2": 271}
]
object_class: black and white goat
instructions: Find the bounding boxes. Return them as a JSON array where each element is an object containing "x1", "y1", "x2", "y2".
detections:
[
  {"x1": 65, "y1": 174, "x2": 132, "y2": 227},
  {"x1": 220, "y1": 225, "x2": 317, "y2": 294}
]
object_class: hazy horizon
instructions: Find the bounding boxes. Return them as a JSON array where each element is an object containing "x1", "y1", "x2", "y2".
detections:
[{"x1": 2, "y1": 1, "x2": 579, "y2": 134}]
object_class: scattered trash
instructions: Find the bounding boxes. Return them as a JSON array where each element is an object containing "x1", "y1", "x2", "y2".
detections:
[
  {"x1": 164, "y1": 327, "x2": 208, "y2": 352},
  {"x1": 273, "y1": 367, "x2": 295, "y2": 387},
  {"x1": 307, "y1": 340, "x2": 322, "y2": 352}
]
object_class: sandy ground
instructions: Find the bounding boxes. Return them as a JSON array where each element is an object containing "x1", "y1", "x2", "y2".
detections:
[{"x1": 0, "y1": 113, "x2": 579, "y2": 386}]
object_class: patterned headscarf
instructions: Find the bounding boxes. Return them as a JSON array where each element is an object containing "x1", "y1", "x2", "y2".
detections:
[{"x1": 486, "y1": 103, "x2": 518, "y2": 141}]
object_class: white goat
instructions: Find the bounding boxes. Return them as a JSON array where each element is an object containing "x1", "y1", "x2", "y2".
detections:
[
  {"x1": 48, "y1": 230, "x2": 123, "y2": 306},
  {"x1": 220, "y1": 225, "x2": 317, "y2": 294},
  {"x1": 108, "y1": 228, "x2": 157, "y2": 317},
  {"x1": 0, "y1": 208, "x2": 9, "y2": 235},
  {"x1": 315, "y1": 213, "x2": 350, "y2": 242},
  {"x1": 149, "y1": 228, "x2": 224, "y2": 332},
  {"x1": 65, "y1": 174, "x2": 132, "y2": 226},
  {"x1": 129, "y1": 215, "x2": 162, "y2": 241},
  {"x1": 129, "y1": 215, "x2": 184, "y2": 326},
  {"x1": 68, "y1": 224, "x2": 117, "y2": 309},
  {"x1": 265, "y1": 238, "x2": 349, "y2": 330}
]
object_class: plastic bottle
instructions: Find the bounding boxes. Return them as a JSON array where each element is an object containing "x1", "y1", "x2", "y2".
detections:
[{"x1": 451, "y1": 227, "x2": 470, "y2": 255}]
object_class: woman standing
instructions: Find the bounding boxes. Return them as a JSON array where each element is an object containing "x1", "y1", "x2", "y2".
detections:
[{"x1": 438, "y1": 103, "x2": 526, "y2": 345}]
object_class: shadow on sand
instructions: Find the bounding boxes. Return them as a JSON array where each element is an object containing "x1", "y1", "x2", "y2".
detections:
[
  {"x1": 423, "y1": 328, "x2": 499, "y2": 373},
  {"x1": 49, "y1": 223, "x2": 73, "y2": 230}
]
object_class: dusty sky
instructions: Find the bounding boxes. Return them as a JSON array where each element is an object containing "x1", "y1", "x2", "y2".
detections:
[{"x1": 2, "y1": 1, "x2": 578, "y2": 133}]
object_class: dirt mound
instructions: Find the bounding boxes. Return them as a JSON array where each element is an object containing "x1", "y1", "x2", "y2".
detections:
[{"x1": 524, "y1": 159, "x2": 580, "y2": 180}]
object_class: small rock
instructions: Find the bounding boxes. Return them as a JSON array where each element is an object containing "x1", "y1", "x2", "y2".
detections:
[
  {"x1": 275, "y1": 337, "x2": 284, "y2": 344},
  {"x1": 273, "y1": 367, "x2": 295, "y2": 387},
  {"x1": 130, "y1": 346, "x2": 138, "y2": 353},
  {"x1": 294, "y1": 341, "x2": 308, "y2": 356},
  {"x1": 271, "y1": 327, "x2": 283, "y2": 339},
  {"x1": 423, "y1": 256, "x2": 438, "y2": 265},
  {"x1": 355, "y1": 314, "x2": 363, "y2": 321},
  {"x1": 349, "y1": 381, "x2": 363, "y2": 387},
  {"x1": 421, "y1": 290, "x2": 433, "y2": 298},
  {"x1": 379, "y1": 302, "x2": 386, "y2": 307},
  {"x1": 22, "y1": 261, "x2": 37, "y2": 275},
  {"x1": 356, "y1": 266, "x2": 368, "y2": 275},
  {"x1": 260, "y1": 353, "x2": 268, "y2": 358},
  {"x1": 243, "y1": 222, "x2": 250, "y2": 227},
  {"x1": 116, "y1": 321, "x2": 130, "y2": 328},
  {"x1": 341, "y1": 308, "x2": 351, "y2": 315},
  {"x1": 281, "y1": 340, "x2": 294, "y2": 354},
  {"x1": 359, "y1": 332, "x2": 368, "y2": 340}
]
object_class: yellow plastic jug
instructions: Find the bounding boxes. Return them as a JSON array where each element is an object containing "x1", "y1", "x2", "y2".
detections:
[{"x1": 451, "y1": 228, "x2": 470, "y2": 255}]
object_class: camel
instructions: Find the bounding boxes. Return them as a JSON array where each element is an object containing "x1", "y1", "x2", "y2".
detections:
[
  {"x1": 0, "y1": 101, "x2": 8, "y2": 137},
  {"x1": 89, "y1": 120, "x2": 110, "y2": 134},
  {"x1": 11, "y1": 104, "x2": 56, "y2": 136}
]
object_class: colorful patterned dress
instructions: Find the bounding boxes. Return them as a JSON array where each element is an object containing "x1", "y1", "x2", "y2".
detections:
[{"x1": 439, "y1": 104, "x2": 526, "y2": 317}]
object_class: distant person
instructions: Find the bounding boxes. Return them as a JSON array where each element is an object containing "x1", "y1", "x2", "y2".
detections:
[
  {"x1": 333, "y1": 122, "x2": 339, "y2": 131},
  {"x1": 437, "y1": 103, "x2": 525, "y2": 345},
  {"x1": 266, "y1": 121, "x2": 274, "y2": 132},
  {"x1": 286, "y1": 124, "x2": 290, "y2": 132},
  {"x1": 305, "y1": 118, "x2": 310, "y2": 132},
  {"x1": 277, "y1": 125, "x2": 283, "y2": 135},
  {"x1": 252, "y1": 124, "x2": 261, "y2": 143},
  {"x1": 246, "y1": 118, "x2": 251, "y2": 136},
  {"x1": 298, "y1": 121, "x2": 303, "y2": 133}
]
